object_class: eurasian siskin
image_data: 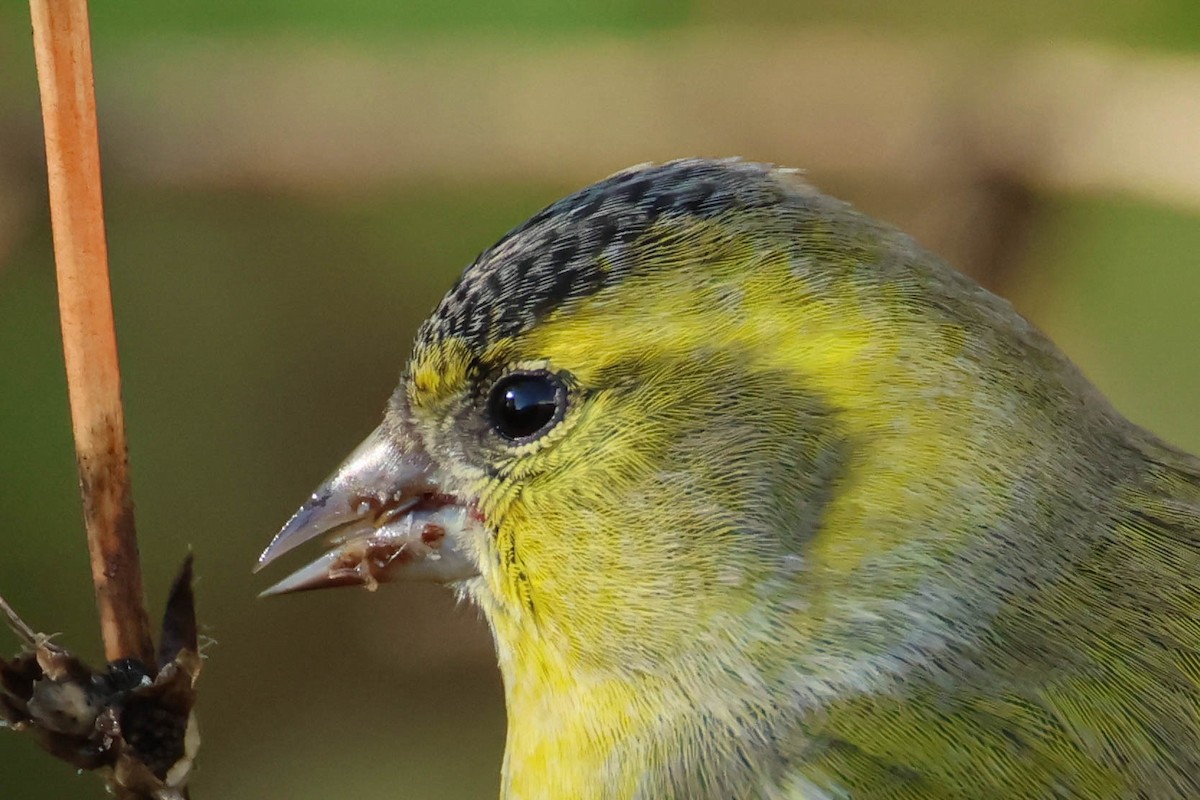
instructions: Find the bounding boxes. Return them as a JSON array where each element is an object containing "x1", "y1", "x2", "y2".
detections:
[{"x1": 259, "y1": 159, "x2": 1200, "y2": 799}]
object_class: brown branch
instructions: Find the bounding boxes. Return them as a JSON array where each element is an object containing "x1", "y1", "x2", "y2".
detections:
[
  {"x1": 14, "y1": 5, "x2": 203, "y2": 795},
  {"x1": 29, "y1": 0, "x2": 153, "y2": 667}
]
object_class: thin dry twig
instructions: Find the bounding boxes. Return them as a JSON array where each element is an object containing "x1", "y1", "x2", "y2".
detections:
[
  {"x1": 29, "y1": 0, "x2": 154, "y2": 666},
  {"x1": 13, "y1": 4, "x2": 204, "y2": 796}
]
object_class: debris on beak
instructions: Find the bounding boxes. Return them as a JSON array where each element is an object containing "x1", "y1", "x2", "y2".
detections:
[{"x1": 256, "y1": 425, "x2": 480, "y2": 596}]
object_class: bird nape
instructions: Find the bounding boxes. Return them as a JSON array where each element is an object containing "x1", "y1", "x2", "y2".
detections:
[{"x1": 257, "y1": 159, "x2": 1200, "y2": 800}]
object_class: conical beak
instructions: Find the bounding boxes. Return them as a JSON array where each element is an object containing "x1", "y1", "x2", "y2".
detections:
[{"x1": 255, "y1": 425, "x2": 480, "y2": 596}]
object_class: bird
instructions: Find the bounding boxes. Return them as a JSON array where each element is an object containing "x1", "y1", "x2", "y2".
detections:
[{"x1": 256, "y1": 159, "x2": 1200, "y2": 799}]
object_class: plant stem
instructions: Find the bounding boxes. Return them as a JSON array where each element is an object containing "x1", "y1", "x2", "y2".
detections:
[{"x1": 29, "y1": 0, "x2": 154, "y2": 667}]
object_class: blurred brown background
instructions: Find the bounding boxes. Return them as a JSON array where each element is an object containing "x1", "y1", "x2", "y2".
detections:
[{"x1": 2, "y1": 2, "x2": 1199, "y2": 797}]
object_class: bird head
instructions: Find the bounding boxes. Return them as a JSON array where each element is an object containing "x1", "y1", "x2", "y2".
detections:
[{"x1": 257, "y1": 159, "x2": 1116, "y2": 736}]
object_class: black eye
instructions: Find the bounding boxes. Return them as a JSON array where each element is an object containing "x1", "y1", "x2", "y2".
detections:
[{"x1": 487, "y1": 370, "x2": 567, "y2": 442}]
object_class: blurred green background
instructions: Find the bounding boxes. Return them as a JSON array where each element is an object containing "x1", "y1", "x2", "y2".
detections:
[{"x1": 1, "y1": 2, "x2": 1198, "y2": 798}]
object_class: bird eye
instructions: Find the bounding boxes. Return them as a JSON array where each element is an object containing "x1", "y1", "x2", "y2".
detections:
[{"x1": 486, "y1": 371, "x2": 567, "y2": 442}]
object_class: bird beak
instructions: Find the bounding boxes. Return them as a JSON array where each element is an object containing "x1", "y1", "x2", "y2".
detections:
[{"x1": 255, "y1": 424, "x2": 481, "y2": 596}]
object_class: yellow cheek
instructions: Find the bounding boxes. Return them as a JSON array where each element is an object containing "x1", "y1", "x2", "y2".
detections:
[
  {"x1": 509, "y1": 232, "x2": 1004, "y2": 585},
  {"x1": 429, "y1": 221, "x2": 1022, "y2": 653}
]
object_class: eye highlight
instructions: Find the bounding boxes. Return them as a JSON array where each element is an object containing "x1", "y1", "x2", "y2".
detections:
[{"x1": 486, "y1": 370, "x2": 567, "y2": 443}]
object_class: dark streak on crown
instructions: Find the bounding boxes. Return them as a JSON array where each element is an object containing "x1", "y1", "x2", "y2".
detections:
[{"x1": 416, "y1": 159, "x2": 792, "y2": 355}]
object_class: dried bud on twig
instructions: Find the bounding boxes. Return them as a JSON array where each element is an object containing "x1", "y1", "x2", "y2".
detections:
[{"x1": 1, "y1": 556, "x2": 201, "y2": 800}]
